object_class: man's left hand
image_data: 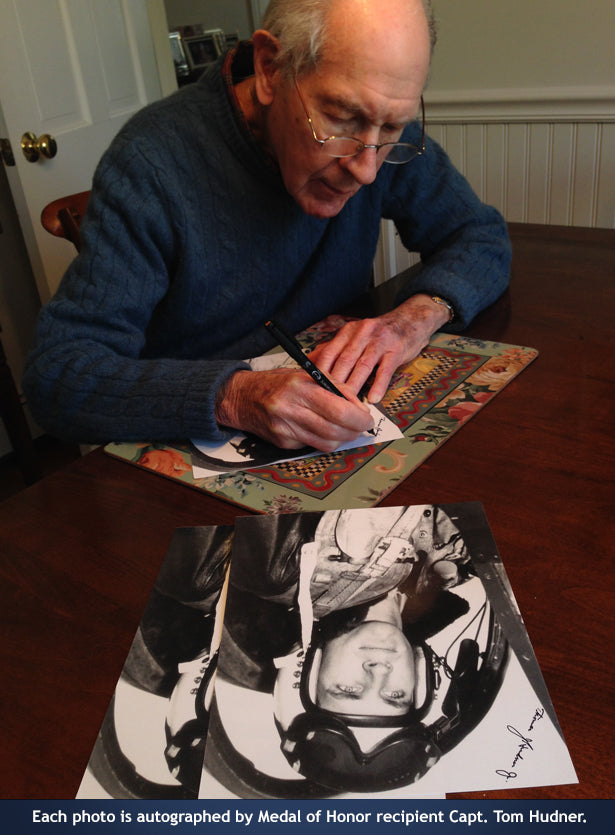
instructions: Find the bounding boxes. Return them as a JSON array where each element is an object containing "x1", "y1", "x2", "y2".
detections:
[{"x1": 309, "y1": 293, "x2": 450, "y2": 402}]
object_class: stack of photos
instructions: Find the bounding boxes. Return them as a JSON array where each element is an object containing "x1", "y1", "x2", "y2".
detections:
[{"x1": 77, "y1": 503, "x2": 576, "y2": 799}]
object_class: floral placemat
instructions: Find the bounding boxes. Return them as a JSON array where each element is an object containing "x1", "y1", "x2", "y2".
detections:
[{"x1": 105, "y1": 318, "x2": 538, "y2": 513}]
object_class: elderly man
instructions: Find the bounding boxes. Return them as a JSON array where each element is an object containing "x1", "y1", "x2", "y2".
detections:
[{"x1": 23, "y1": 0, "x2": 510, "y2": 451}]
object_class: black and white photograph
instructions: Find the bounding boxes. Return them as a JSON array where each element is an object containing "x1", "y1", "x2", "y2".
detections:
[
  {"x1": 76, "y1": 526, "x2": 232, "y2": 799},
  {"x1": 72, "y1": 504, "x2": 577, "y2": 800},
  {"x1": 200, "y1": 504, "x2": 577, "y2": 798}
]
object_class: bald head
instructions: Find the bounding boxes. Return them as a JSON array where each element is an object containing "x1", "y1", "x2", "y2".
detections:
[
  {"x1": 262, "y1": 0, "x2": 435, "y2": 81},
  {"x1": 320, "y1": 0, "x2": 431, "y2": 91}
]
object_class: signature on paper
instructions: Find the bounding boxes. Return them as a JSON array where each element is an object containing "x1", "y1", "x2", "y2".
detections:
[
  {"x1": 495, "y1": 707, "x2": 545, "y2": 781},
  {"x1": 369, "y1": 415, "x2": 387, "y2": 438}
]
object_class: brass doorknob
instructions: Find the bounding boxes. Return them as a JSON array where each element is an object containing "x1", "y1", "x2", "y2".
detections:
[{"x1": 21, "y1": 131, "x2": 57, "y2": 163}]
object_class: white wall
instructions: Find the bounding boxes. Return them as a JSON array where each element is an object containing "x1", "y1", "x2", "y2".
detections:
[
  {"x1": 377, "y1": 0, "x2": 615, "y2": 281},
  {"x1": 428, "y1": 0, "x2": 615, "y2": 93},
  {"x1": 426, "y1": 0, "x2": 615, "y2": 228}
]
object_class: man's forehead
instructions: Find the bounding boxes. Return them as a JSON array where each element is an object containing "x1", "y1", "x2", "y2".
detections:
[
  {"x1": 313, "y1": 0, "x2": 431, "y2": 99},
  {"x1": 307, "y1": 76, "x2": 421, "y2": 126}
]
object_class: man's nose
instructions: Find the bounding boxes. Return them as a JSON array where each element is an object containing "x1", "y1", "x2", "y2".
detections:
[
  {"x1": 340, "y1": 147, "x2": 379, "y2": 186},
  {"x1": 363, "y1": 658, "x2": 392, "y2": 671}
]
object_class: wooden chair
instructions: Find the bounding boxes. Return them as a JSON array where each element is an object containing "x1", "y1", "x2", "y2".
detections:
[
  {"x1": 1, "y1": 191, "x2": 90, "y2": 487},
  {"x1": 41, "y1": 190, "x2": 90, "y2": 252}
]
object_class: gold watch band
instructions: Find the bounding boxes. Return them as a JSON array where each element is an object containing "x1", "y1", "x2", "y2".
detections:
[{"x1": 430, "y1": 295, "x2": 455, "y2": 323}]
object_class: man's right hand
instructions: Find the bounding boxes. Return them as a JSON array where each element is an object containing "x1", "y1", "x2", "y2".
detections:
[{"x1": 214, "y1": 368, "x2": 374, "y2": 452}]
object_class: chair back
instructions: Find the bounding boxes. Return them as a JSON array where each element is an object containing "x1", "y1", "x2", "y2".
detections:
[{"x1": 41, "y1": 190, "x2": 91, "y2": 252}]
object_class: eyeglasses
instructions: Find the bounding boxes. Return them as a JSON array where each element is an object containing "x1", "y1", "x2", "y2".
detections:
[{"x1": 293, "y1": 73, "x2": 425, "y2": 165}]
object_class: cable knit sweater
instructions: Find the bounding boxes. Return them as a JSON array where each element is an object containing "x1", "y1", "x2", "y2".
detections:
[{"x1": 23, "y1": 49, "x2": 511, "y2": 445}]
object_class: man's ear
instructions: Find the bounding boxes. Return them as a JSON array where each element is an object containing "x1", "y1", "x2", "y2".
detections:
[{"x1": 252, "y1": 29, "x2": 282, "y2": 106}]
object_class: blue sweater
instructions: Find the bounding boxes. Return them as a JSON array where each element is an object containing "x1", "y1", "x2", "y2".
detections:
[{"x1": 23, "y1": 52, "x2": 511, "y2": 444}]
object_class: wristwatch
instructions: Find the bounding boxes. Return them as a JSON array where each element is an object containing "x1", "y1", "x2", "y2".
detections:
[{"x1": 430, "y1": 295, "x2": 455, "y2": 323}]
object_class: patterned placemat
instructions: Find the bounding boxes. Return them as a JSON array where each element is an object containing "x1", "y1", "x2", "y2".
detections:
[{"x1": 105, "y1": 318, "x2": 538, "y2": 513}]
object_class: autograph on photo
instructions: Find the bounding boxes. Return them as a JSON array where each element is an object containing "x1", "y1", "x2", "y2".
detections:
[{"x1": 496, "y1": 707, "x2": 545, "y2": 781}]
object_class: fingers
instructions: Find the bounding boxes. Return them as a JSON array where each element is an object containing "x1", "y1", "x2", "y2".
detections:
[
  {"x1": 219, "y1": 368, "x2": 374, "y2": 452},
  {"x1": 269, "y1": 391, "x2": 372, "y2": 452},
  {"x1": 364, "y1": 351, "x2": 401, "y2": 403},
  {"x1": 312, "y1": 322, "x2": 367, "y2": 383},
  {"x1": 310, "y1": 317, "x2": 410, "y2": 401},
  {"x1": 310, "y1": 303, "x2": 439, "y2": 404},
  {"x1": 217, "y1": 300, "x2": 441, "y2": 450}
]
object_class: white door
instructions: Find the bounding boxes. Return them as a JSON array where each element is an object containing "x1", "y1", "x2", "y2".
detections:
[
  {"x1": 250, "y1": 0, "x2": 270, "y2": 27},
  {"x1": 0, "y1": 0, "x2": 175, "y2": 303}
]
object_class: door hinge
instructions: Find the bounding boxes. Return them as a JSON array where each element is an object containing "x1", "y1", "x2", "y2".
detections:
[{"x1": 1, "y1": 137, "x2": 16, "y2": 167}]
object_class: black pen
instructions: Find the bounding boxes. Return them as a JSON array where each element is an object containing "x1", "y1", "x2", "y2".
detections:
[{"x1": 265, "y1": 319, "x2": 376, "y2": 434}]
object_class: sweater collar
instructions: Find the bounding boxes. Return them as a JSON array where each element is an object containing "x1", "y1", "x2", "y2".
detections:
[{"x1": 222, "y1": 41, "x2": 280, "y2": 178}]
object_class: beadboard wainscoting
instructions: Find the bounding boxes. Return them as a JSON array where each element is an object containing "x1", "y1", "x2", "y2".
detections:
[{"x1": 374, "y1": 88, "x2": 615, "y2": 285}]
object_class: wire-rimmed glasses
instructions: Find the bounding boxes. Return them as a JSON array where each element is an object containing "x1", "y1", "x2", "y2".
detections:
[{"x1": 293, "y1": 73, "x2": 425, "y2": 165}]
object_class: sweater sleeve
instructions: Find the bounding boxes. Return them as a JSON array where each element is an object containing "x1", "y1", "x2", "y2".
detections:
[
  {"x1": 22, "y1": 129, "x2": 249, "y2": 445},
  {"x1": 383, "y1": 129, "x2": 512, "y2": 330}
]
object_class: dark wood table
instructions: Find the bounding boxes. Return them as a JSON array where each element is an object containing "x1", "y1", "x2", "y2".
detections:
[{"x1": 1, "y1": 224, "x2": 613, "y2": 799}]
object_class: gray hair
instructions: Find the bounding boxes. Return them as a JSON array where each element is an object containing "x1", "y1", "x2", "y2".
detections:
[{"x1": 260, "y1": 0, "x2": 437, "y2": 78}]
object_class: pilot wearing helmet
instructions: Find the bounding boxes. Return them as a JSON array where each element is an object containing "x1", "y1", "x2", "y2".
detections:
[
  {"x1": 205, "y1": 506, "x2": 507, "y2": 797},
  {"x1": 81, "y1": 506, "x2": 507, "y2": 799},
  {"x1": 219, "y1": 506, "x2": 470, "y2": 685}
]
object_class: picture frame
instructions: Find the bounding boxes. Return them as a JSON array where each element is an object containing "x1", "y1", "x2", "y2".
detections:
[
  {"x1": 224, "y1": 31, "x2": 240, "y2": 50},
  {"x1": 168, "y1": 31, "x2": 189, "y2": 79},
  {"x1": 182, "y1": 29, "x2": 225, "y2": 71}
]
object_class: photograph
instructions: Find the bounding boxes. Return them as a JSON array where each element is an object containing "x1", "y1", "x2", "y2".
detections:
[
  {"x1": 200, "y1": 504, "x2": 575, "y2": 798},
  {"x1": 2, "y1": 0, "x2": 611, "y2": 815},
  {"x1": 73, "y1": 504, "x2": 577, "y2": 800},
  {"x1": 76, "y1": 526, "x2": 232, "y2": 799},
  {"x1": 183, "y1": 32, "x2": 222, "y2": 71}
]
